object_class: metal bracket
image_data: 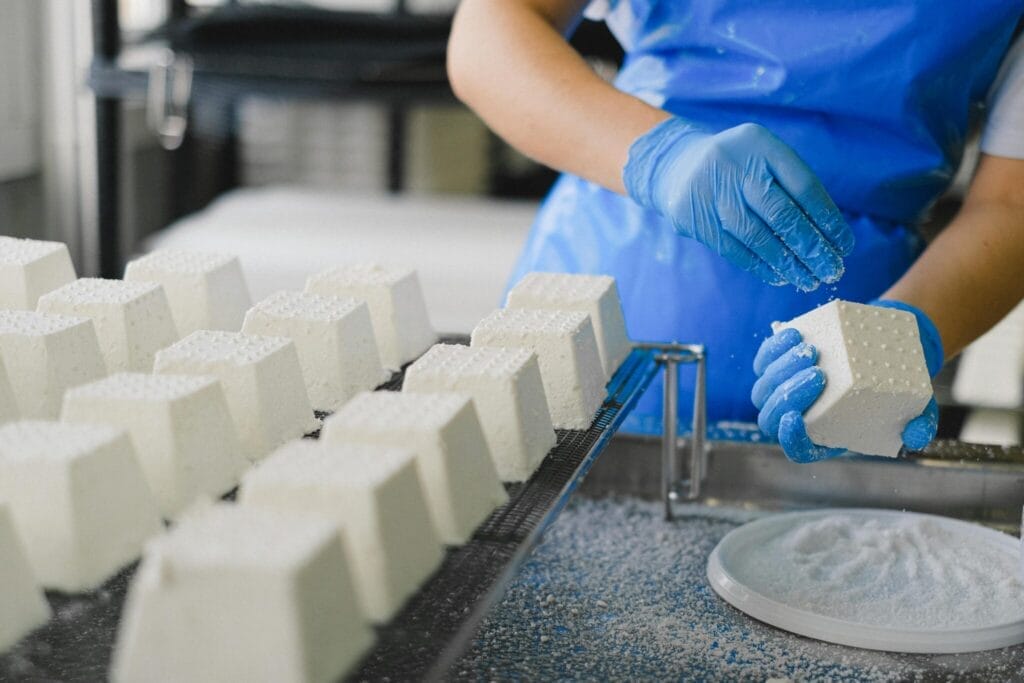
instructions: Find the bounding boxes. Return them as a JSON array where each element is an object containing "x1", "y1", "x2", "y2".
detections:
[
  {"x1": 636, "y1": 343, "x2": 707, "y2": 521},
  {"x1": 146, "y1": 50, "x2": 193, "y2": 151}
]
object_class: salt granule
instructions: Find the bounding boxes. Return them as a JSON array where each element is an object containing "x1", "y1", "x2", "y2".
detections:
[{"x1": 457, "y1": 498, "x2": 1024, "y2": 681}]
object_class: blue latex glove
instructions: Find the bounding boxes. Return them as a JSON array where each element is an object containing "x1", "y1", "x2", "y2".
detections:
[
  {"x1": 624, "y1": 118, "x2": 855, "y2": 291},
  {"x1": 751, "y1": 300, "x2": 944, "y2": 463}
]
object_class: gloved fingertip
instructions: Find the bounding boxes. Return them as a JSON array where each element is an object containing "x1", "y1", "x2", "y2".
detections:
[
  {"x1": 758, "y1": 365, "x2": 826, "y2": 436},
  {"x1": 797, "y1": 365, "x2": 827, "y2": 392},
  {"x1": 820, "y1": 261, "x2": 846, "y2": 284},
  {"x1": 751, "y1": 341, "x2": 817, "y2": 409},
  {"x1": 794, "y1": 342, "x2": 817, "y2": 363},
  {"x1": 794, "y1": 278, "x2": 821, "y2": 293},
  {"x1": 902, "y1": 421, "x2": 935, "y2": 451},
  {"x1": 902, "y1": 398, "x2": 939, "y2": 451},
  {"x1": 778, "y1": 327, "x2": 803, "y2": 346},
  {"x1": 753, "y1": 327, "x2": 803, "y2": 375},
  {"x1": 751, "y1": 262, "x2": 787, "y2": 288},
  {"x1": 779, "y1": 411, "x2": 846, "y2": 464},
  {"x1": 777, "y1": 410, "x2": 803, "y2": 454}
]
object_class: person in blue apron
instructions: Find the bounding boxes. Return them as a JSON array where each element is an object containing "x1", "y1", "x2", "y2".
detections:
[{"x1": 448, "y1": 1, "x2": 1024, "y2": 461}]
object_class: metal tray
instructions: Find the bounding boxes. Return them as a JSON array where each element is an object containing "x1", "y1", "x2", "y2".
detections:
[{"x1": 0, "y1": 340, "x2": 663, "y2": 682}]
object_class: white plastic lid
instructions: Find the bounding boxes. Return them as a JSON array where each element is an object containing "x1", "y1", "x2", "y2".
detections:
[{"x1": 707, "y1": 508, "x2": 1024, "y2": 654}]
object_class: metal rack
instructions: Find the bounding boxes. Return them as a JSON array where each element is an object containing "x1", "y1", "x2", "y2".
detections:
[
  {"x1": 88, "y1": 0, "x2": 453, "y2": 277},
  {"x1": 85, "y1": 1, "x2": 624, "y2": 278},
  {"x1": 0, "y1": 340, "x2": 706, "y2": 681}
]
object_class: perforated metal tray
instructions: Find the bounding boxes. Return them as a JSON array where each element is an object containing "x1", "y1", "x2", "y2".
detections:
[{"x1": 0, "y1": 340, "x2": 661, "y2": 682}]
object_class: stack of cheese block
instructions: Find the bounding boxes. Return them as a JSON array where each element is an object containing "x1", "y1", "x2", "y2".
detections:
[{"x1": 0, "y1": 239, "x2": 630, "y2": 682}]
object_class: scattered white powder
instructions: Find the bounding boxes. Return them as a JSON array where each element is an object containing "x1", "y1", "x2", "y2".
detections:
[
  {"x1": 730, "y1": 512, "x2": 1024, "y2": 631},
  {"x1": 455, "y1": 498, "x2": 1024, "y2": 681}
]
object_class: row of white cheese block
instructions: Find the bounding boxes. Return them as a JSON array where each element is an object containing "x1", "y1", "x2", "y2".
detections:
[
  {"x1": 1, "y1": 238, "x2": 629, "y2": 427},
  {"x1": 0, "y1": 384, "x2": 504, "y2": 587},
  {"x1": 1, "y1": 240, "x2": 628, "y2": 386},
  {"x1": 0, "y1": 322, "x2": 320, "y2": 457},
  {"x1": 0, "y1": 254, "x2": 629, "y2": 449},
  {"x1": 0, "y1": 248, "x2": 437, "y2": 416},
  {"x1": 0, "y1": 237, "x2": 435, "y2": 372}
]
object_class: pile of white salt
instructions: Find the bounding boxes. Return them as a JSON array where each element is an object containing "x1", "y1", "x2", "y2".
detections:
[{"x1": 731, "y1": 513, "x2": 1024, "y2": 630}]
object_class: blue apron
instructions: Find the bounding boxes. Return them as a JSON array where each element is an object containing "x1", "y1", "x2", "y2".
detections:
[{"x1": 508, "y1": 0, "x2": 1023, "y2": 435}]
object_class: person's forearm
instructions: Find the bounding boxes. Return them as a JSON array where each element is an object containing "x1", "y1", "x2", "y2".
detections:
[
  {"x1": 447, "y1": 0, "x2": 669, "y2": 194},
  {"x1": 882, "y1": 154, "x2": 1024, "y2": 358}
]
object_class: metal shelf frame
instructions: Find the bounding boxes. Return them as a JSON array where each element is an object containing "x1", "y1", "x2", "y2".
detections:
[{"x1": 86, "y1": 0, "x2": 454, "y2": 277}]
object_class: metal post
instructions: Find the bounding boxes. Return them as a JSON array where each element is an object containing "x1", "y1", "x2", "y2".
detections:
[
  {"x1": 387, "y1": 108, "x2": 406, "y2": 194},
  {"x1": 690, "y1": 350, "x2": 707, "y2": 498},
  {"x1": 661, "y1": 356, "x2": 679, "y2": 521},
  {"x1": 169, "y1": 0, "x2": 188, "y2": 21},
  {"x1": 388, "y1": 0, "x2": 408, "y2": 193},
  {"x1": 641, "y1": 343, "x2": 707, "y2": 520},
  {"x1": 92, "y1": 0, "x2": 121, "y2": 278}
]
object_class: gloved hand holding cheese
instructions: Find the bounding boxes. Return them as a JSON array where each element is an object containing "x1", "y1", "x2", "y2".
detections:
[{"x1": 752, "y1": 300, "x2": 943, "y2": 461}]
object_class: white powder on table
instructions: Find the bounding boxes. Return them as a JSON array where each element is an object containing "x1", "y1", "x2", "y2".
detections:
[
  {"x1": 455, "y1": 498, "x2": 1024, "y2": 681},
  {"x1": 731, "y1": 513, "x2": 1024, "y2": 631}
]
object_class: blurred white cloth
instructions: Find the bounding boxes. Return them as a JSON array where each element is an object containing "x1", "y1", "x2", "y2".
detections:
[
  {"x1": 960, "y1": 408, "x2": 1022, "y2": 447},
  {"x1": 143, "y1": 187, "x2": 538, "y2": 333},
  {"x1": 953, "y1": 301, "x2": 1024, "y2": 409},
  {"x1": 982, "y1": 34, "x2": 1024, "y2": 160}
]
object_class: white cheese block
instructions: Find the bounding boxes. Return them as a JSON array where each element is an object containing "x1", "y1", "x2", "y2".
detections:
[
  {"x1": 37, "y1": 278, "x2": 179, "y2": 373},
  {"x1": 471, "y1": 308, "x2": 605, "y2": 430},
  {"x1": 404, "y1": 344, "x2": 555, "y2": 482},
  {"x1": 323, "y1": 391, "x2": 507, "y2": 545},
  {"x1": 124, "y1": 249, "x2": 252, "y2": 336},
  {"x1": 0, "y1": 237, "x2": 76, "y2": 310},
  {"x1": 154, "y1": 331, "x2": 318, "y2": 460},
  {"x1": 0, "y1": 502, "x2": 51, "y2": 653},
  {"x1": 0, "y1": 421, "x2": 162, "y2": 592},
  {"x1": 772, "y1": 300, "x2": 933, "y2": 457},
  {"x1": 505, "y1": 272, "x2": 631, "y2": 381},
  {"x1": 62, "y1": 373, "x2": 247, "y2": 518},
  {"x1": 305, "y1": 263, "x2": 435, "y2": 370},
  {"x1": 241, "y1": 290, "x2": 388, "y2": 411},
  {"x1": 0, "y1": 355, "x2": 20, "y2": 425},
  {"x1": 111, "y1": 503, "x2": 372, "y2": 683},
  {"x1": 239, "y1": 440, "x2": 444, "y2": 622},
  {"x1": 0, "y1": 310, "x2": 108, "y2": 419}
]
